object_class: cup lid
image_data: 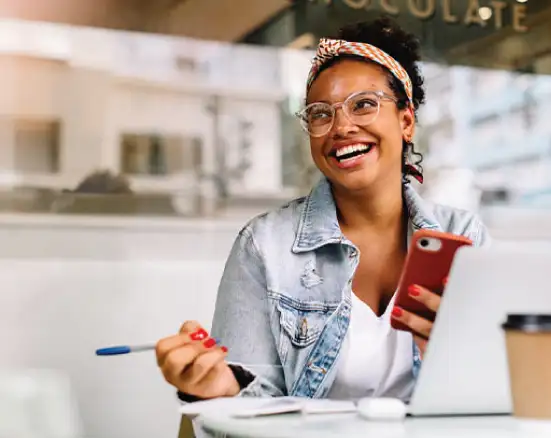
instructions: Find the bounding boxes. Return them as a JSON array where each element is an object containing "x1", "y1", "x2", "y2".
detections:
[{"x1": 502, "y1": 314, "x2": 551, "y2": 332}]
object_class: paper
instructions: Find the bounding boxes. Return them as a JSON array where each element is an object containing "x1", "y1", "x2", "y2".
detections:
[
  {"x1": 179, "y1": 397, "x2": 301, "y2": 418},
  {"x1": 231, "y1": 398, "x2": 304, "y2": 418}
]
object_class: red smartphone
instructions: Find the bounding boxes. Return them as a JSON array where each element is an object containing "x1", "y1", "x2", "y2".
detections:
[{"x1": 391, "y1": 229, "x2": 472, "y2": 332}]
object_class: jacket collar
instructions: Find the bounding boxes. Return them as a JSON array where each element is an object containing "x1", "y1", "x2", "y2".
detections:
[{"x1": 292, "y1": 177, "x2": 442, "y2": 253}]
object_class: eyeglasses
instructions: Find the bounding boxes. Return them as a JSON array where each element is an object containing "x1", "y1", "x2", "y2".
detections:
[{"x1": 295, "y1": 90, "x2": 398, "y2": 138}]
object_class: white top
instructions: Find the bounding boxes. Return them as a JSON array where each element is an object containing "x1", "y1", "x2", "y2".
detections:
[{"x1": 326, "y1": 292, "x2": 414, "y2": 401}]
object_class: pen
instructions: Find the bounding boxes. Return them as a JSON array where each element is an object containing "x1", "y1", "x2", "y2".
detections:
[
  {"x1": 96, "y1": 344, "x2": 157, "y2": 356},
  {"x1": 95, "y1": 343, "x2": 286, "y2": 369},
  {"x1": 95, "y1": 339, "x2": 221, "y2": 356}
]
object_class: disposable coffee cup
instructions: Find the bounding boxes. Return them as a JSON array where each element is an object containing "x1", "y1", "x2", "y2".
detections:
[{"x1": 502, "y1": 314, "x2": 551, "y2": 420}]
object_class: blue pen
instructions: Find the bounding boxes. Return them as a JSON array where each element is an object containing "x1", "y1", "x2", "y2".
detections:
[{"x1": 96, "y1": 339, "x2": 221, "y2": 356}]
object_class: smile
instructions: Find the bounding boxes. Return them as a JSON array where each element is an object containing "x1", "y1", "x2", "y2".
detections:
[{"x1": 331, "y1": 143, "x2": 375, "y2": 163}]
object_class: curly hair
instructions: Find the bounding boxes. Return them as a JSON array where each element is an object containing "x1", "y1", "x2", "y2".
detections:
[{"x1": 312, "y1": 17, "x2": 426, "y2": 184}]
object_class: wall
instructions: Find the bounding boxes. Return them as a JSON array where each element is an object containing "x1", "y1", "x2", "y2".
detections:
[
  {"x1": 60, "y1": 67, "x2": 112, "y2": 177},
  {"x1": 0, "y1": 208, "x2": 547, "y2": 260},
  {"x1": 0, "y1": 214, "x2": 242, "y2": 260},
  {"x1": 0, "y1": 259, "x2": 225, "y2": 438},
  {"x1": 0, "y1": 56, "x2": 67, "y2": 118},
  {"x1": 0, "y1": 215, "x2": 245, "y2": 438}
]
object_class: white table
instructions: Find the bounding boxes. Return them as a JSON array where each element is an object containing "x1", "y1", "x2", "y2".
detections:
[{"x1": 198, "y1": 413, "x2": 551, "y2": 438}]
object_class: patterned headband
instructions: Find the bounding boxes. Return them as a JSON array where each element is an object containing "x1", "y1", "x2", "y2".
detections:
[{"x1": 306, "y1": 38, "x2": 413, "y2": 107}]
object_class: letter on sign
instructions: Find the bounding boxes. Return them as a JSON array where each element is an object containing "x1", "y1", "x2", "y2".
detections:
[
  {"x1": 408, "y1": 0, "x2": 436, "y2": 20},
  {"x1": 342, "y1": 0, "x2": 371, "y2": 9},
  {"x1": 442, "y1": 0, "x2": 458, "y2": 23},
  {"x1": 380, "y1": 0, "x2": 399, "y2": 15},
  {"x1": 464, "y1": 0, "x2": 485, "y2": 26},
  {"x1": 513, "y1": 4, "x2": 528, "y2": 32}
]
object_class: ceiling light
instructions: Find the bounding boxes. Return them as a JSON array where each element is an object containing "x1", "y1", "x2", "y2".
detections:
[{"x1": 479, "y1": 6, "x2": 492, "y2": 20}]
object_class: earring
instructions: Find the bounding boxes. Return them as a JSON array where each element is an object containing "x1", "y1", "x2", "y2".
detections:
[{"x1": 403, "y1": 139, "x2": 423, "y2": 184}]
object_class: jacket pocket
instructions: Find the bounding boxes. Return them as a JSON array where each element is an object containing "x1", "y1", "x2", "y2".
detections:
[{"x1": 277, "y1": 299, "x2": 336, "y2": 348}]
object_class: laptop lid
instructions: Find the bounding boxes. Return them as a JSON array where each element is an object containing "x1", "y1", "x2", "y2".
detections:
[{"x1": 409, "y1": 246, "x2": 551, "y2": 416}]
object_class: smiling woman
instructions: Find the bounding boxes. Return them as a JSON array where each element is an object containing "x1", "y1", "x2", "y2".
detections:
[{"x1": 155, "y1": 17, "x2": 490, "y2": 405}]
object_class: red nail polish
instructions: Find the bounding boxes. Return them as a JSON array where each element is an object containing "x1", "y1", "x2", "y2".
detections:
[
  {"x1": 408, "y1": 285, "x2": 420, "y2": 296},
  {"x1": 221, "y1": 346, "x2": 228, "y2": 353},
  {"x1": 190, "y1": 329, "x2": 208, "y2": 341},
  {"x1": 203, "y1": 338, "x2": 216, "y2": 348},
  {"x1": 392, "y1": 307, "x2": 403, "y2": 317}
]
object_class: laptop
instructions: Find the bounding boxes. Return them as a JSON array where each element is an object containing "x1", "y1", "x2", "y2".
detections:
[{"x1": 408, "y1": 245, "x2": 551, "y2": 416}]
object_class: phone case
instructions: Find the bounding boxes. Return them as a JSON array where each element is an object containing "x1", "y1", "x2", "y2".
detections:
[{"x1": 391, "y1": 229, "x2": 472, "y2": 332}]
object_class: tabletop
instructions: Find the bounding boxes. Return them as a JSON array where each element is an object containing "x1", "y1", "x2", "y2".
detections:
[{"x1": 198, "y1": 413, "x2": 551, "y2": 438}]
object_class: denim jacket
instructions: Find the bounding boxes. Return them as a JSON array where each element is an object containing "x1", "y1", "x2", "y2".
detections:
[{"x1": 210, "y1": 177, "x2": 490, "y2": 399}]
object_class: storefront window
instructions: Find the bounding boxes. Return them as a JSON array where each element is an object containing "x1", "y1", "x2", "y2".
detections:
[{"x1": 1, "y1": 3, "x2": 551, "y2": 216}]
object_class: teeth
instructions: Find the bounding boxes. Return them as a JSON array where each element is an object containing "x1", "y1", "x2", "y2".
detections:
[{"x1": 335, "y1": 144, "x2": 370, "y2": 157}]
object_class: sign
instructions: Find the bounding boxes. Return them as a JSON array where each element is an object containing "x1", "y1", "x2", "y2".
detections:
[{"x1": 313, "y1": 0, "x2": 528, "y2": 32}]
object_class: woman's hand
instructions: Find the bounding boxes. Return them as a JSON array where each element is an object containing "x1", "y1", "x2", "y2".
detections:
[
  {"x1": 156, "y1": 321, "x2": 240, "y2": 399},
  {"x1": 391, "y1": 280, "x2": 446, "y2": 358}
]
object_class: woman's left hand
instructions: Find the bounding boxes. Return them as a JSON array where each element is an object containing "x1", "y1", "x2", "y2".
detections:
[{"x1": 391, "y1": 283, "x2": 445, "y2": 358}]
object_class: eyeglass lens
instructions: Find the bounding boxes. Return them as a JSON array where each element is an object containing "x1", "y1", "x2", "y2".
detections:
[{"x1": 300, "y1": 92, "x2": 381, "y2": 137}]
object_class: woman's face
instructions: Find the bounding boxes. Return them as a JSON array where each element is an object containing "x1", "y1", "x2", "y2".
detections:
[{"x1": 306, "y1": 59, "x2": 415, "y2": 193}]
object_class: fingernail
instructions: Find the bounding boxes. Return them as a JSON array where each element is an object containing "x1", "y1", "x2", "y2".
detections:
[
  {"x1": 190, "y1": 329, "x2": 208, "y2": 341},
  {"x1": 408, "y1": 285, "x2": 420, "y2": 297},
  {"x1": 221, "y1": 346, "x2": 228, "y2": 353},
  {"x1": 443, "y1": 276, "x2": 449, "y2": 286},
  {"x1": 392, "y1": 307, "x2": 403, "y2": 317},
  {"x1": 203, "y1": 338, "x2": 216, "y2": 348}
]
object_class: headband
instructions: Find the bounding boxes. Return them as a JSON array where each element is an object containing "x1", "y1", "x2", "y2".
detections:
[{"x1": 306, "y1": 38, "x2": 413, "y2": 107}]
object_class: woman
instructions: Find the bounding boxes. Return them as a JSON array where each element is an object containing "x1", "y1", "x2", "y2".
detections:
[{"x1": 156, "y1": 17, "x2": 489, "y2": 402}]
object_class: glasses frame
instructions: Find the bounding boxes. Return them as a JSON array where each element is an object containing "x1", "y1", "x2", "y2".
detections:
[{"x1": 295, "y1": 90, "x2": 398, "y2": 138}]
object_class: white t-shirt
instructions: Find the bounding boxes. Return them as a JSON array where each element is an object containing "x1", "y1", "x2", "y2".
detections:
[{"x1": 326, "y1": 292, "x2": 414, "y2": 401}]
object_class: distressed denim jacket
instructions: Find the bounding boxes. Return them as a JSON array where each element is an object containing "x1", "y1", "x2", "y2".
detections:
[{"x1": 210, "y1": 177, "x2": 490, "y2": 399}]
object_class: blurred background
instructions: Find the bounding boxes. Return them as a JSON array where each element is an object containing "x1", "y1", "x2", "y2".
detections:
[{"x1": 1, "y1": 1, "x2": 551, "y2": 437}]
